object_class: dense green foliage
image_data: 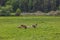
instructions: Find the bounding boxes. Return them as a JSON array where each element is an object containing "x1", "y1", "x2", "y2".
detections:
[
  {"x1": 0, "y1": 5, "x2": 12, "y2": 16},
  {"x1": 15, "y1": 8, "x2": 21, "y2": 16},
  {"x1": 0, "y1": 0, "x2": 60, "y2": 16},
  {"x1": 0, "y1": 16, "x2": 60, "y2": 40}
]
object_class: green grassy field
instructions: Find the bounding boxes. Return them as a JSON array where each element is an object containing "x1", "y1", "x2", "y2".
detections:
[{"x1": 0, "y1": 16, "x2": 60, "y2": 40}]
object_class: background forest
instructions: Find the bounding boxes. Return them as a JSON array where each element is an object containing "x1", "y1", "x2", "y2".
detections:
[
  {"x1": 0, "y1": 0, "x2": 60, "y2": 40},
  {"x1": 0, "y1": 0, "x2": 60, "y2": 16}
]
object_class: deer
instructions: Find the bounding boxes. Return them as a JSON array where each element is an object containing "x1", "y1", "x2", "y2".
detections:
[
  {"x1": 18, "y1": 24, "x2": 37, "y2": 29},
  {"x1": 18, "y1": 24, "x2": 27, "y2": 29}
]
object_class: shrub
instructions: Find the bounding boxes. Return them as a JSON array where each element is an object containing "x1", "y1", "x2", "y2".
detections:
[
  {"x1": 0, "y1": 5, "x2": 13, "y2": 16},
  {"x1": 15, "y1": 8, "x2": 21, "y2": 16}
]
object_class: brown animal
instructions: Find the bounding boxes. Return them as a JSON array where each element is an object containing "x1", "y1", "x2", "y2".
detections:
[
  {"x1": 32, "y1": 24, "x2": 37, "y2": 28},
  {"x1": 18, "y1": 25, "x2": 27, "y2": 29},
  {"x1": 18, "y1": 24, "x2": 37, "y2": 29}
]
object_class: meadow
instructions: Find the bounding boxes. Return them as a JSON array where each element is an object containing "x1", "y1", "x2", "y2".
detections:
[{"x1": 0, "y1": 16, "x2": 60, "y2": 40}]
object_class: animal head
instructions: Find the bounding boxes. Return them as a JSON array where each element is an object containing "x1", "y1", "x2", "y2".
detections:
[{"x1": 32, "y1": 24, "x2": 37, "y2": 28}]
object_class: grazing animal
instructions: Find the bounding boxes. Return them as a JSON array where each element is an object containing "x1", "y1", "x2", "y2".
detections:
[
  {"x1": 18, "y1": 25, "x2": 27, "y2": 29},
  {"x1": 32, "y1": 24, "x2": 37, "y2": 28}
]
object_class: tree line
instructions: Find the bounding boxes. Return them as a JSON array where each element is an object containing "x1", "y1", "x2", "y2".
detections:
[{"x1": 0, "y1": 0, "x2": 60, "y2": 16}]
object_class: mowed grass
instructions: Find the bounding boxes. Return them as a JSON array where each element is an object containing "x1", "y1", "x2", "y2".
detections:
[{"x1": 0, "y1": 16, "x2": 60, "y2": 40}]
